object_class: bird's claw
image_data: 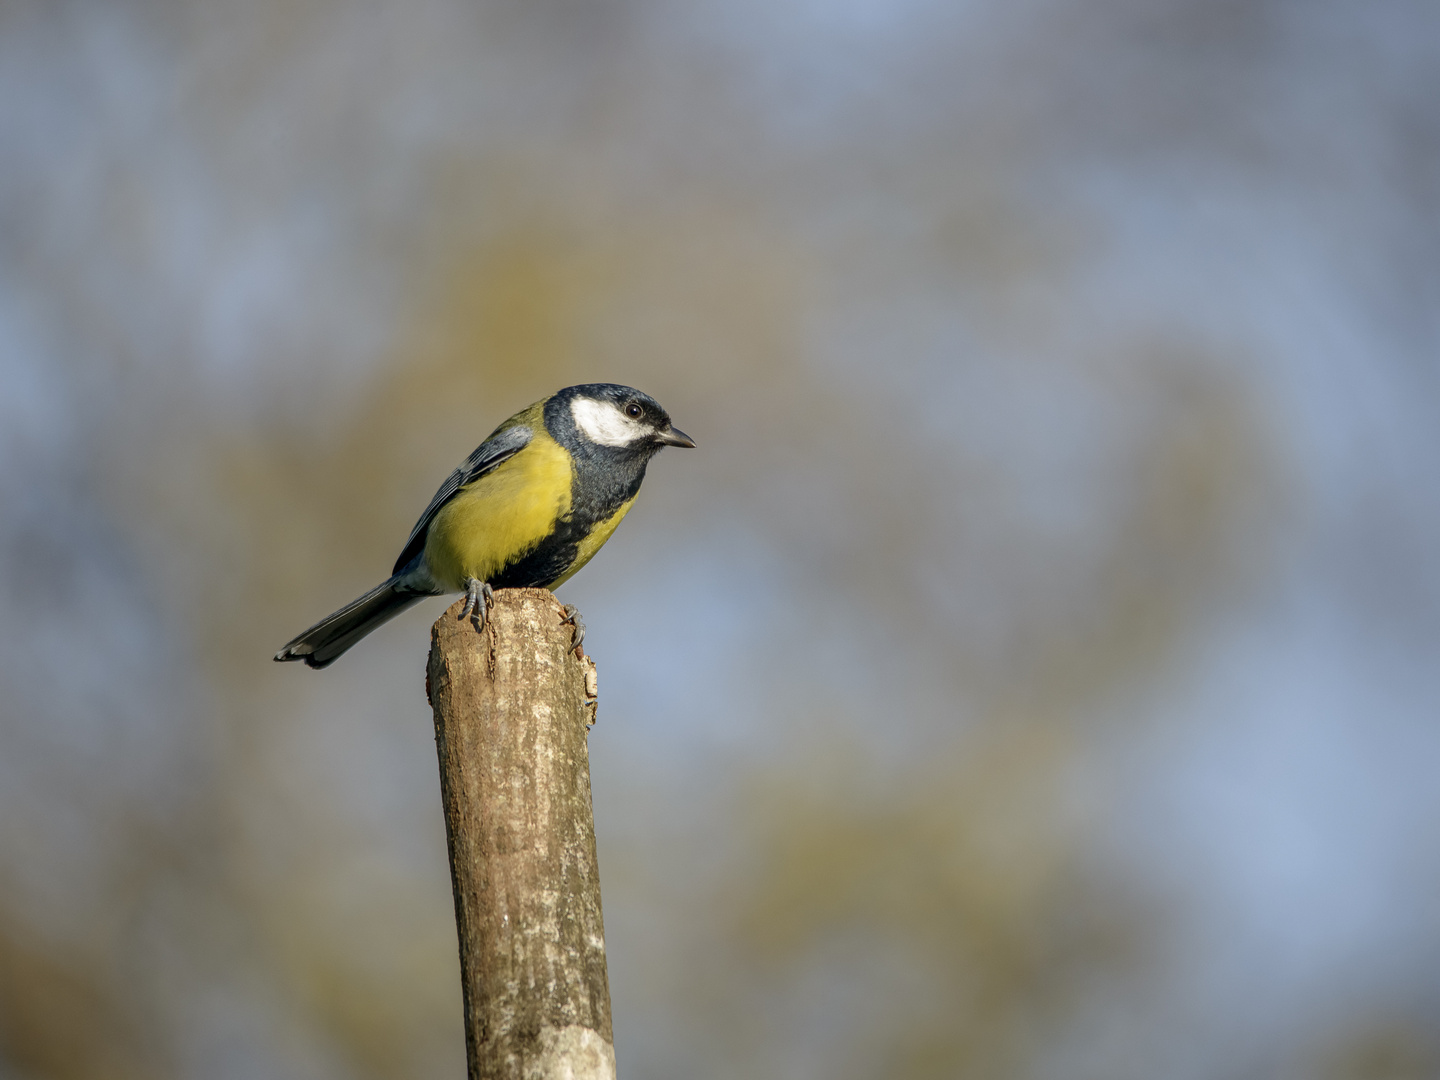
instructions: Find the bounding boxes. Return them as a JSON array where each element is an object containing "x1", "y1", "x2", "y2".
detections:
[
  {"x1": 460, "y1": 578, "x2": 494, "y2": 632},
  {"x1": 561, "y1": 604, "x2": 586, "y2": 656}
]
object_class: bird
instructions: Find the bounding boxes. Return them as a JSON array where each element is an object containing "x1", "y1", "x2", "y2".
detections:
[{"x1": 274, "y1": 383, "x2": 694, "y2": 669}]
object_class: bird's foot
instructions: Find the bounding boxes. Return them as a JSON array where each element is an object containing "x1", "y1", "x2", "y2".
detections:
[
  {"x1": 561, "y1": 604, "x2": 586, "y2": 656},
  {"x1": 460, "y1": 578, "x2": 494, "y2": 632}
]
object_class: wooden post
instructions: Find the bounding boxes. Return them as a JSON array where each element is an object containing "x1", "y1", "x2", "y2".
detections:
[{"x1": 427, "y1": 588, "x2": 613, "y2": 1080}]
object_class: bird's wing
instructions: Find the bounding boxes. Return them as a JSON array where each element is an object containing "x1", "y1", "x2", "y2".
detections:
[{"x1": 391, "y1": 424, "x2": 534, "y2": 575}]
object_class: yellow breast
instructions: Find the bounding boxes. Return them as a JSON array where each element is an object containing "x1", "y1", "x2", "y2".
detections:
[{"x1": 423, "y1": 428, "x2": 573, "y2": 591}]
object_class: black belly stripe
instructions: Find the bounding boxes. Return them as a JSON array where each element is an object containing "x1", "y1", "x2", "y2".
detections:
[
  {"x1": 490, "y1": 530, "x2": 581, "y2": 589},
  {"x1": 489, "y1": 451, "x2": 648, "y2": 589}
]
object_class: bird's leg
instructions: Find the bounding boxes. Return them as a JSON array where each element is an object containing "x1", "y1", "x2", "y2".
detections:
[
  {"x1": 460, "y1": 578, "x2": 494, "y2": 632},
  {"x1": 561, "y1": 604, "x2": 586, "y2": 656}
]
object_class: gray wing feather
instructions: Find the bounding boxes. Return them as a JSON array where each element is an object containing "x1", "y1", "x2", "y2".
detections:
[{"x1": 391, "y1": 424, "x2": 533, "y2": 574}]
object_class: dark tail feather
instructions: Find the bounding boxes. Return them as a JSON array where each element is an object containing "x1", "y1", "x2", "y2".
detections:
[{"x1": 274, "y1": 577, "x2": 428, "y2": 669}]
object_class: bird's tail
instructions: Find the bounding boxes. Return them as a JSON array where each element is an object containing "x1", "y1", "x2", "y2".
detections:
[{"x1": 274, "y1": 577, "x2": 429, "y2": 669}]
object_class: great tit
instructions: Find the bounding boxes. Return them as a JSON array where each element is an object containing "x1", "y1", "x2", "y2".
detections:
[{"x1": 274, "y1": 383, "x2": 694, "y2": 669}]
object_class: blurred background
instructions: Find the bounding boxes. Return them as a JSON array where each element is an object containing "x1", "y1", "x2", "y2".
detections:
[{"x1": 2, "y1": 0, "x2": 1438, "y2": 1077}]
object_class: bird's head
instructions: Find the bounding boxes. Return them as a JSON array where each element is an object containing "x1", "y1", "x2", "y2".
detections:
[{"x1": 558, "y1": 384, "x2": 695, "y2": 453}]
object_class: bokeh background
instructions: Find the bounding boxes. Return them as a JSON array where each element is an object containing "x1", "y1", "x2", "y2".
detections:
[{"x1": 2, "y1": 1, "x2": 1438, "y2": 1077}]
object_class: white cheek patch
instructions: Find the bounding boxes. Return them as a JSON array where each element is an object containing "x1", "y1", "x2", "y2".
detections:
[{"x1": 570, "y1": 397, "x2": 648, "y2": 447}]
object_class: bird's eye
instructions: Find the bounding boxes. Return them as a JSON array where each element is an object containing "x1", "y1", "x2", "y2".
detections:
[{"x1": 625, "y1": 403, "x2": 643, "y2": 419}]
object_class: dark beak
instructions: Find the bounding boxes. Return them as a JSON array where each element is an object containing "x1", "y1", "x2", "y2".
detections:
[{"x1": 654, "y1": 425, "x2": 696, "y2": 448}]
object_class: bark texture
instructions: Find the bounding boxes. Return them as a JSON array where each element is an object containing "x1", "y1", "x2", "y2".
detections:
[{"x1": 428, "y1": 589, "x2": 613, "y2": 1080}]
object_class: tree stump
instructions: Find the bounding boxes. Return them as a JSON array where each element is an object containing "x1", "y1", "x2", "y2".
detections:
[{"x1": 428, "y1": 588, "x2": 613, "y2": 1080}]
